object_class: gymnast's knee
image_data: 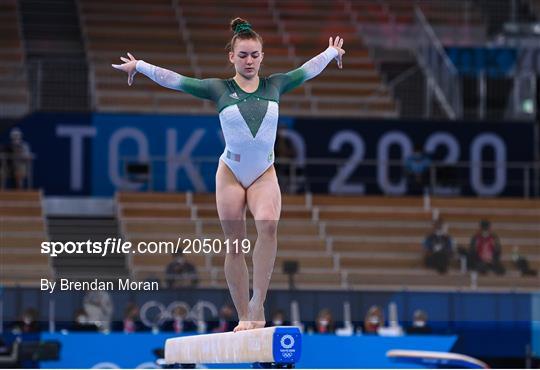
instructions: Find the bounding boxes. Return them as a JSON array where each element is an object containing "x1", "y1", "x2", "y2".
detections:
[{"x1": 256, "y1": 219, "x2": 278, "y2": 239}]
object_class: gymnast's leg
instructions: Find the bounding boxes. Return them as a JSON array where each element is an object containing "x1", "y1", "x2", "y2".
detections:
[
  {"x1": 216, "y1": 160, "x2": 250, "y2": 332},
  {"x1": 246, "y1": 166, "x2": 281, "y2": 329}
]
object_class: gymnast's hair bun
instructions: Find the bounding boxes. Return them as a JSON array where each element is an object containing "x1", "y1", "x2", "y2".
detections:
[
  {"x1": 230, "y1": 18, "x2": 252, "y2": 34},
  {"x1": 226, "y1": 18, "x2": 262, "y2": 52}
]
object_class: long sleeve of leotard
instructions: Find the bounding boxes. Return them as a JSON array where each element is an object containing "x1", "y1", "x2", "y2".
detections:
[
  {"x1": 136, "y1": 60, "x2": 218, "y2": 101},
  {"x1": 269, "y1": 47, "x2": 338, "y2": 95}
]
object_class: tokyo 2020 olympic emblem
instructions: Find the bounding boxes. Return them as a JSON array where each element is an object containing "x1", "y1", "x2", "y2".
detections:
[{"x1": 280, "y1": 334, "x2": 295, "y2": 349}]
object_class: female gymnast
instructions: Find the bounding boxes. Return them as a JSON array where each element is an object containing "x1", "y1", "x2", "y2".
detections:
[{"x1": 113, "y1": 18, "x2": 345, "y2": 332}]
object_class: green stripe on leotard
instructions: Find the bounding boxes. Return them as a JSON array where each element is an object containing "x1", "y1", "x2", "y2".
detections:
[{"x1": 268, "y1": 68, "x2": 307, "y2": 94}]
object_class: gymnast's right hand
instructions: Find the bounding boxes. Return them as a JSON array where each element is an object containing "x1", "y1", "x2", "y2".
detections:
[{"x1": 112, "y1": 52, "x2": 138, "y2": 86}]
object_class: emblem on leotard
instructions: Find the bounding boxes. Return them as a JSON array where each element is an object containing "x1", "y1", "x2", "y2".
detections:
[
  {"x1": 229, "y1": 92, "x2": 239, "y2": 99},
  {"x1": 268, "y1": 152, "x2": 274, "y2": 162}
]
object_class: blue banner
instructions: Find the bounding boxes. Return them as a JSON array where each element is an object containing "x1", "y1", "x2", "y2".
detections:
[
  {"x1": 293, "y1": 118, "x2": 535, "y2": 196},
  {"x1": 3, "y1": 113, "x2": 536, "y2": 196},
  {"x1": 446, "y1": 47, "x2": 518, "y2": 77},
  {"x1": 91, "y1": 113, "x2": 223, "y2": 195}
]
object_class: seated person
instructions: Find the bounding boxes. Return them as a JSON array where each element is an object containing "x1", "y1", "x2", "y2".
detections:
[
  {"x1": 363, "y1": 305, "x2": 384, "y2": 334},
  {"x1": 165, "y1": 252, "x2": 198, "y2": 288},
  {"x1": 406, "y1": 309, "x2": 432, "y2": 335},
  {"x1": 314, "y1": 308, "x2": 335, "y2": 334},
  {"x1": 11, "y1": 308, "x2": 41, "y2": 334},
  {"x1": 404, "y1": 146, "x2": 431, "y2": 195},
  {"x1": 469, "y1": 220, "x2": 505, "y2": 275},
  {"x1": 423, "y1": 218, "x2": 454, "y2": 274},
  {"x1": 211, "y1": 303, "x2": 236, "y2": 333},
  {"x1": 163, "y1": 306, "x2": 196, "y2": 333},
  {"x1": 5, "y1": 127, "x2": 31, "y2": 189},
  {"x1": 123, "y1": 303, "x2": 142, "y2": 333},
  {"x1": 512, "y1": 246, "x2": 538, "y2": 276},
  {"x1": 269, "y1": 309, "x2": 290, "y2": 327}
]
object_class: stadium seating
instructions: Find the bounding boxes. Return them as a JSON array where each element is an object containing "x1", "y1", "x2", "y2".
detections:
[
  {"x1": 0, "y1": 0, "x2": 490, "y2": 118},
  {"x1": 0, "y1": 0, "x2": 30, "y2": 117},
  {"x1": 78, "y1": 0, "x2": 398, "y2": 118},
  {"x1": 431, "y1": 197, "x2": 540, "y2": 250},
  {"x1": 116, "y1": 192, "x2": 539, "y2": 291},
  {"x1": 0, "y1": 190, "x2": 53, "y2": 285},
  {"x1": 1, "y1": 188, "x2": 535, "y2": 291},
  {"x1": 78, "y1": 0, "x2": 205, "y2": 113}
]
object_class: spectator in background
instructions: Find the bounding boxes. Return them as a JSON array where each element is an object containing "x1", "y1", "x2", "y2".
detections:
[
  {"x1": 212, "y1": 303, "x2": 236, "y2": 333},
  {"x1": 512, "y1": 246, "x2": 538, "y2": 276},
  {"x1": 404, "y1": 145, "x2": 431, "y2": 195},
  {"x1": 165, "y1": 252, "x2": 198, "y2": 288},
  {"x1": 5, "y1": 127, "x2": 31, "y2": 189},
  {"x1": 363, "y1": 305, "x2": 384, "y2": 334},
  {"x1": 164, "y1": 305, "x2": 196, "y2": 333},
  {"x1": 123, "y1": 302, "x2": 141, "y2": 333},
  {"x1": 423, "y1": 218, "x2": 454, "y2": 274},
  {"x1": 269, "y1": 309, "x2": 289, "y2": 327},
  {"x1": 406, "y1": 309, "x2": 432, "y2": 335},
  {"x1": 314, "y1": 308, "x2": 335, "y2": 334},
  {"x1": 11, "y1": 308, "x2": 40, "y2": 334},
  {"x1": 469, "y1": 220, "x2": 505, "y2": 275}
]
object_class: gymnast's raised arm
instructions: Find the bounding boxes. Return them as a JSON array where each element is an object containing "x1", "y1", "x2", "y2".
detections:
[
  {"x1": 269, "y1": 36, "x2": 346, "y2": 95},
  {"x1": 112, "y1": 52, "x2": 215, "y2": 100}
]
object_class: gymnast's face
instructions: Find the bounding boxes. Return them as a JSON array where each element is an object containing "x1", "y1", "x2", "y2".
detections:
[{"x1": 229, "y1": 38, "x2": 263, "y2": 80}]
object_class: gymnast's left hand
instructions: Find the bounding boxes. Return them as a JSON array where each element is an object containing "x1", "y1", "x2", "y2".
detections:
[
  {"x1": 112, "y1": 52, "x2": 138, "y2": 86},
  {"x1": 329, "y1": 36, "x2": 345, "y2": 69}
]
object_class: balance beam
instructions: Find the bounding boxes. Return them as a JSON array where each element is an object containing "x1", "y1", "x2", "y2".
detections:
[
  {"x1": 387, "y1": 349, "x2": 489, "y2": 369},
  {"x1": 165, "y1": 326, "x2": 302, "y2": 366}
]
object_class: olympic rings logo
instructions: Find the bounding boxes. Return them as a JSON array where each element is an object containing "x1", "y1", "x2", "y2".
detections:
[{"x1": 139, "y1": 300, "x2": 218, "y2": 328}]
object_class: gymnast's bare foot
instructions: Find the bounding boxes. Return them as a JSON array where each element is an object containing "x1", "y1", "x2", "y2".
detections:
[
  {"x1": 233, "y1": 320, "x2": 264, "y2": 332},
  {"x1": 233, "y1": 302, "x2": 266, "y2": 332},
  {"x1": 233, "y1": 320, "x2": 254, "y2": 332}
]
